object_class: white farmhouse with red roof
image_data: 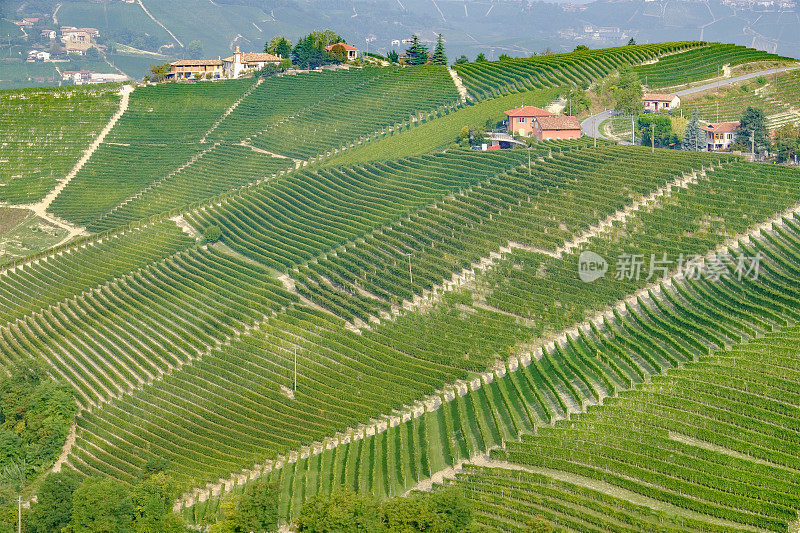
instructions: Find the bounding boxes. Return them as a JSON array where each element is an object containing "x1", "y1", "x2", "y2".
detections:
[
  {"x1": 643, "y1": 93, "x2": 680, "y2": 112},
  {"x1": 223, "y1": 46, "x2": 281, "y2": 78},
  {"x1": 325, "y1": 42, "x2": 360, "y2": 62},
  {"x1": 702, "y1": 121, "x2": 740, "y2": 151}
]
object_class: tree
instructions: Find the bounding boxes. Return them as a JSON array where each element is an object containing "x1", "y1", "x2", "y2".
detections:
[
  {"x1": 265, "y1": 36, "x2": 291, "y2": 58},
  {"x1": 475, "y1": 52, "x2": 486, "y2": 62},
  {"x1": 66, "y1": 478, "x2": 135, "y2": 533},
  {"x1": 236, "y1": 478, "x2": 279, "y2": 533},
  {"x1": 498, "y1": 53, "x2": 511, "y2": 61},
  {"x1": 736, "y1": 106, "x2": 768, "y2": 154},
  {"x1": 773, "y1": 123, "x2": 800, "y2": 162},
  {"x1": 613, "y1": 66, "x2": 643, "y2": 115},
  {"x1": 404, "y1": 35, "x2": 429, "y2": 65},
  {"x1": 682, "y1": 108, "x2": 704, "y2": 151},
  {"x1": 296, "y1": 490, "x2": 384, "y2": 532},
  {"x1": 291, "y1": 34, "x2": 338, "y2": 69},
  {"x1": 148, "y1": 63, "x2": 171, "y2": 82},
  {"x1": 308, "y1": 30, "x2": 343, "y2": 49},
  {"x1": 204, "y1": 225, "x2": 222, "y2": 242},
  {"x1": 565, "y1": 86, "x2": 590, "y2": 116},
  {"x1": 28, "y1": 471, "x2": 82, "y2": 533},
  {"x1": 387, "y1": 50, "x2": 399, "y2": 63},
  {"x1": 0, "y1": 362, "x2": 76, "y2": 485},
  {"x1": 186, "y1": 40, "x2": 203, "y2": 59},
  {"x1": 131, "y1": 474, "x2": 186, "y2": 533},
  {"x1": 628, "y1": 38, "x2": 636, "y2": 45},
  {"x1": 574, "y1": 45, "x2": 590, "y2": 51},
  {"x1": 431, "y1": 34, "x2": 447, "y2": 65},
  {"x1": 453, "y1": 55, "x2": 468, "y2": 64},
  {"x1": 638, "y1": 115, "x2": 678, "y2": 148},
  {"x1": 85, "y1": 46, "x2": 101, "y2": 60}
]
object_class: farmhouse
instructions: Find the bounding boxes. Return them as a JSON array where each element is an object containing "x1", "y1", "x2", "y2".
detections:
[
  {"x1": 702, "y1": 121, "x2": 740, "y2": 151},
  {"x1": 61, "y1": 26, "x2": 99, "y2": 43},
  {"x1": 41, "y1": 29, "x2": 56, "y2": 40},
  {"x1": 27, "y1": 50, "x2": 51, "y2": 62},
  {"x1": 504, "y1": 106, "x2": 553, "y2": 136},
  {"x1": 643, "y1": 93, "x2": 680, "y2": 112},
  {"x1": 166, "y1": 59, "x2": 223, "y2": 80},
  {"x1": 222, "y1": 46, "x2": 281, "y2": 78},
  {"x1": 534, "y1": 115, "x2": 582, "y2": 141},
  {"x1": 325, "y1": 42, "x2": 359, "y2": 62}
]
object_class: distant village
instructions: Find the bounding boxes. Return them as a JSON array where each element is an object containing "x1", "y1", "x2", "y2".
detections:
[{"x1": 18, "y1": 20, "x2": 128, "y2": 85}]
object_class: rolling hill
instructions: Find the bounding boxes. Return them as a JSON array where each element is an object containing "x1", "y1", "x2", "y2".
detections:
[{"x1": 1, "y1": 41, "x2": 800, "y2": 532}]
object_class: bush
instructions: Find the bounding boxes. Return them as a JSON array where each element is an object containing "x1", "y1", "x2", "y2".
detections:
[{"x1": 204, "y1": 225, "x2": 222, "y2": 242}]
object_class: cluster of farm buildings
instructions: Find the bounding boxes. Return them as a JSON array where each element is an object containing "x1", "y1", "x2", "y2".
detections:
[
  {"x1": 166, "y1": 43, "x2": 360, "y2": 80},
  {"x1": 499, "y1": 92, "x2": 740, "y2": 151}
]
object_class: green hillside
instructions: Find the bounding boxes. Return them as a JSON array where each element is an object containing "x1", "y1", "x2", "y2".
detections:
[{"x1": 1, "y1": 41, "x2": 800, "y2": 532}]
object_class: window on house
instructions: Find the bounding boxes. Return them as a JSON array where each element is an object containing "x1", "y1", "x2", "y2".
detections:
[
  {"x1": 664, "y1": 103, "x2": 669, "y2": 108},
  {"x1": 520, "y1": 117, "x2": 525, "y2": 122}
]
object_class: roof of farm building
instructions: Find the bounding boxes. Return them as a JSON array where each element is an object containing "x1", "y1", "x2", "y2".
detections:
[
  {"x1": 643, "y1": 93, "x2": 678, "y2": 102},
  {"x1": 701, "y1": 121, "x2": 740, "y2": 133},
  {"x1": 537, "y1": 115, "x2": 582, "y2": 130},
  {"x1": 171, "y1": 59, "x2": 223, "y2": 66},
  {"x1": 504, "y1": 106, "x2": 553, "y2": 117},
  {"x1": 224, "y1": 52, "x2": 281, "y2": 62},
  {"x1": 325, "y1": 42, "x2": 360, "y2": 51}
]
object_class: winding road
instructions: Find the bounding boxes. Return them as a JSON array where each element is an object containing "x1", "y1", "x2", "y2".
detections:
[{"x1": 581, "y1": 65, "x2": 800, "y2": 141}]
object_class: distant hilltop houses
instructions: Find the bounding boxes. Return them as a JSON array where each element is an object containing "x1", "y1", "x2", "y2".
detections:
[
  {"x1": 166, "y1": 42, "x2": 362, "y2": 81},
  {"x1": 165, "y1": 46, "x2": 283, "y2": 80}
]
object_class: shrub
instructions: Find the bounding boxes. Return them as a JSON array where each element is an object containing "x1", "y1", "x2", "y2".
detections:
[{"x1": 204, "y1": 225, "x2": 222, "y2": 242}]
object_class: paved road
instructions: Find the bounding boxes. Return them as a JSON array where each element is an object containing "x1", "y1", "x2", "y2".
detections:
[
  {"x1": 674, "y1": 65, "x2": 800, "y2": 97},
  {"x1": 580, "y1": 109, "x2": 615, "y2": 139},
  {"x1": 580, "y1": 65, "x2": 800, "y2": 141}
]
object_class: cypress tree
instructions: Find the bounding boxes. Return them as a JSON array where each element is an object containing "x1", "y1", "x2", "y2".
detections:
[
  {"x1": 431, "y1": 34, "x2": 447, "y2": 65},
  {"x1": 405, "y1": 35, "x2": 429, "y2": 65},
  {"x1": 682, "y1": 108, "x2": 704, "y2": 151}
]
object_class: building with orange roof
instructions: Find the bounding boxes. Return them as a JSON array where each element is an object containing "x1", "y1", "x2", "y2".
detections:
[
  {"x1": 223, "y1": 46, "x2": 281, "y2": 78},
  {"x1": 702, "y1": 121, "x2": 740, "y2": 151},
  {"x1": 165, "y1": 59, "x2": 223, "y2": 80},
  {"x1": 325, "y1": 42, "x2": 359, "y2": 62},
  {"x1": 643, "y1": 93, "x2": 680, "y2": 112},
  {"x1": 504, "y1": 106, "x2": 553, "y2": 136},
  {"x1": 534, "y1": 115, "x2": 582, "y2": 141}
]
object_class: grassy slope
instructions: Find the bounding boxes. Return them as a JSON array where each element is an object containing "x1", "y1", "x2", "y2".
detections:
[{"x1": 321, "y1": 87, "x2": 562, "y2": 168}]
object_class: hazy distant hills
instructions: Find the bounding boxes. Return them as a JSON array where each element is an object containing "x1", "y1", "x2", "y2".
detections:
[{"x1": 2, "y1": 0, "x2": 799, "y2": 81}]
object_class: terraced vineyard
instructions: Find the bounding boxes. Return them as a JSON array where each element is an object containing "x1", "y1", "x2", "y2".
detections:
[
  {"x1": 4, "y1": 42, "x2": 800, "y2": 533},
  {"x1": 182, "y1": 157, "x2": 800, "y2": 527},
  {"x1": 47, "y1": 66, "x2": 461, "y2": 230},
  {"x1": 0, "y1": 85, "x2": 121, "y2": 203},
  {"x1": 633, "y1": 44, "x2": 791, "y2": 88},
  {"x1": 680, "y1": 71, "x2": 800, "y2": 128},
  {"x1": 453, "y1": 42, "x2": 697, "y2": 100},
  {"x1": 454, "y1": 223, "x2": 800, "y2": 531}
]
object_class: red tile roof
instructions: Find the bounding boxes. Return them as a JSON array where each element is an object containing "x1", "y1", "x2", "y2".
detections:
[
  {"x1": 643, "y1": 93, "x2": 678, "y2": 102},
  {"x1": 223, "y1": 52, "x2": 281, "y2": 63},
  {"x1": 537, "y1": 115, "x2": 581, "y2": 131},
  {"x1": 504, "y1": 106, "x2": 553, "y2": 118},
  {"x1": 171, "y1": 59, "x2": 223, "y2": 67},
  {"x1": 326, "y1": 42, "x2": 360, "y2": 52},
  {"x1": 701, "y1": 121, "x2": 740, "y2": 133}
]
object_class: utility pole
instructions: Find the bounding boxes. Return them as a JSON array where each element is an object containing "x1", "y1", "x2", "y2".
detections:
[
  {"x1": 631, "y1": 115, "x2": 635, "y2": 144},
  {"x1": 651, "y1": 123, "x2": 655, "y2": 153},
  {"x1": 528, "y1": 145, "x2": 531, "y2": 176},
  {"x1": 17, "y1": 496, "x2": 21, "y2": 533},
  {"x1": 402, "y1": 252, "x2": 413, "y2": 286},
  {"x1": 751, "y1": 130, "x2": 755, "y2": 159}
]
